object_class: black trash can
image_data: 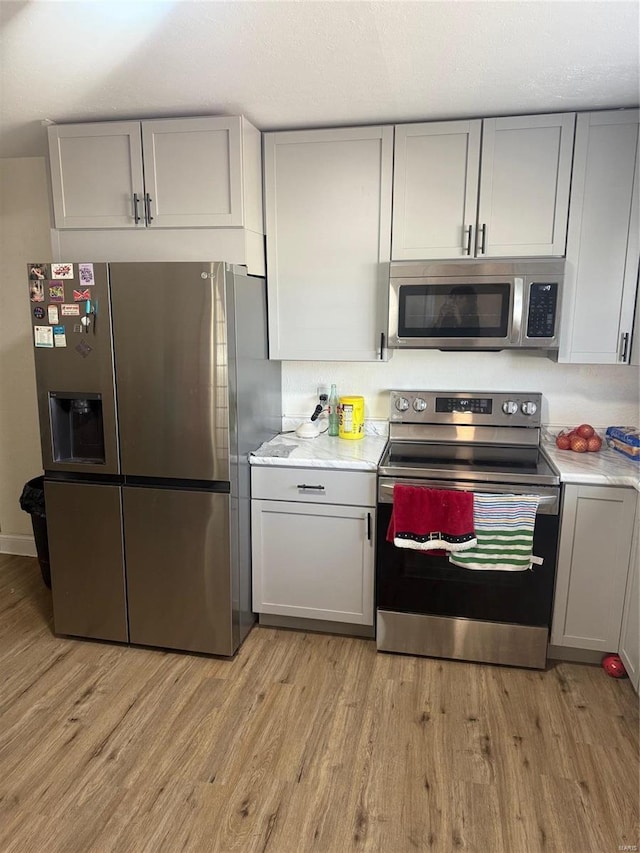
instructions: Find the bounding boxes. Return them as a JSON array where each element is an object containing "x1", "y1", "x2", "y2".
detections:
[{"x1": 19, "y1": 476, "x2": 51, "y2": 589}]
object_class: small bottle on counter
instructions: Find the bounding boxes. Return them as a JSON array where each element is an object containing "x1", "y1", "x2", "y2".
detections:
[{"x1": 328, "y1": 384, "x2": 339, "y2": 436}]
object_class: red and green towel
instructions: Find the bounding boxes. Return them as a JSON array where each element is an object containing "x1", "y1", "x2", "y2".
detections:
[{"x1": 449, "y1": 493, "x2": 542, "y2": 571}]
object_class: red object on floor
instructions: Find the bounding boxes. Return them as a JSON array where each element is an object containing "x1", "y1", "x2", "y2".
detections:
[{"x1": 602, "y1": 654, "x2": 627, "y2": 678}]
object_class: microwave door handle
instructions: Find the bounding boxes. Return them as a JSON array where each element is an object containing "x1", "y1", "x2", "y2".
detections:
[{"x1": 511, "y1": 277, "x2": 524, "y2": 344}]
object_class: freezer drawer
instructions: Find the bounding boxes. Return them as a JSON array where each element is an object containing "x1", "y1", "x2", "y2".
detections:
[
  {"x1": 123, "y1": 486, "x2": 234, "y2": 655},
  {"x1": 44, "y1": 481, "x2": 127, "y2": 642}
]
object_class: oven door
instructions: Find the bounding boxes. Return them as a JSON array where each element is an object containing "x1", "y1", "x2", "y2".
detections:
[
  {"x1": 388, "y1": 276, "x2": 518, "y2": 349},
  {"x1": 375, "y1": 477, "x2": 561, "y2": 668}
]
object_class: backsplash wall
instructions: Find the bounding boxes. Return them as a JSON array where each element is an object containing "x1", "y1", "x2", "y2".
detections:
[{"x1": 283, "y1": 350, "x2": 640, "y2": 429}]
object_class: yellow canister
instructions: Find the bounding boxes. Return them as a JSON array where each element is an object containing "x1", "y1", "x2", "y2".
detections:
[{"x1": 338, "y1": 396, "x2": 365, "y2": 440}]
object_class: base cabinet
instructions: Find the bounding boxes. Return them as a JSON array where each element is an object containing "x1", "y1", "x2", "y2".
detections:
[
  {"x1": 251, "y1": 467, "x2": 376, "y2": 626},
  {"x1": 551, "y1": 485, "x2": 637, "y2": 652},
  {"x1": 619, "y1": 508, "x2": 639, "y2": 692}
]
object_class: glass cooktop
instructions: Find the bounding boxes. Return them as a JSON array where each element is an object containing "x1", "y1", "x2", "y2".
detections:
[{"x1": 379, "y1": 440, "x2": 560, "y2": 486}]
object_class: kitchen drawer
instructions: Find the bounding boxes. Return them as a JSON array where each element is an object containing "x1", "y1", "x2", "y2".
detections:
[{"x1": 251, "y1": 466, "x2": 376, "y2": 507}]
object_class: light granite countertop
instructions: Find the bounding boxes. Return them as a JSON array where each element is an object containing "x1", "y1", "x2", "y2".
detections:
[
  {"x1": 543, "y1": 439, "x2": 640, "y2": 491},
  {"x1": 250, "y1": 424, "x2": 640, "y2": 489},
  {"x1": 250, "y1": 432, "x2": 388, "y2": 471}
]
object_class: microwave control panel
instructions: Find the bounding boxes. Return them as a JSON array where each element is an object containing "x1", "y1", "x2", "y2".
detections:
[{"x1": 527, "y1": 282, "x2": 558, "y2": 338}]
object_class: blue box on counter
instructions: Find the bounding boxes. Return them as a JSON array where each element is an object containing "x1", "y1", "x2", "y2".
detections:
[{"x1": 605, "y1": 426, "x2": 640, "y2": 461}]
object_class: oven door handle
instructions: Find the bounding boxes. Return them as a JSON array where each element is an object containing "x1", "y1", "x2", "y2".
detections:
[{"x1": 378, "y1": 480, "x2": 559, "y2": 515}]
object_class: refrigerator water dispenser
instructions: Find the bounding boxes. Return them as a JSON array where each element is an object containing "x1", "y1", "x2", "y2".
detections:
[{"x1": 49, "y1": 392, "x2": 105, "y2": 463}]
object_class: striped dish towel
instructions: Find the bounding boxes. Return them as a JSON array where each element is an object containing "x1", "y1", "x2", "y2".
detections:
[{"x1": 449, "y1": 493, "x2": 542, "y2": 572}]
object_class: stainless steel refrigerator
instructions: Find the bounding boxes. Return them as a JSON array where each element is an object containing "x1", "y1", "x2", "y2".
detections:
[{"x1": 27, "y1": 261, "x2": 281, "y2": 655}]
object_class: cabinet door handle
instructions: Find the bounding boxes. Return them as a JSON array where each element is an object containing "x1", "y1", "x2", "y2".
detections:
[
  {"x1": 380, "y1": 331, "x2": 385, "y2": 360},
  {"x1": 145, "y1": 193, "x2": 154, "y2": 224},
  {"x1": 366, "y1": 512, "x2": 372, "y2": 541},
  {"x1": 619, "y1": 332, "x2": 630, "y2": 362},
  {"x1": 464, "y1": 225, "x2": 473, "y2": 255},
  {"x1": 297, "y1": 484, "x2": 325, "y2": 491},
  {"x1": 133, "y1": 193, "x2": 141, "y2": 225},
  {"x1": 478, "y1": 223, "x2": 487, "y2": 255}
]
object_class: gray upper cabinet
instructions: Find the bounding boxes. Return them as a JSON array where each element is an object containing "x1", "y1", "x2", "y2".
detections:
[
  {"x1": 48, "y1": 116, "x2": 260, "y2": 230},
  {"x1": 392, "y1": 120, "x2": 481, "y2": 260},
  {"x1": 392, "y1": 113, "x2": 575, "y2": 260},
  {"x1": 559, "y1": 110, "x2": 639, "y2": 364},
  {"x1": 48, "y1": 121, "x2": 144, "y2": 229},
  {"x1": 264, "y1": 126, "x2": 393, "y2": 361}
]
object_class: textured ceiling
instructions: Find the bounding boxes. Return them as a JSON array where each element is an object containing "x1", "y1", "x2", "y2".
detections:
[{"x1": 1, "y1": 0, "x2": 638, "y2": 158}]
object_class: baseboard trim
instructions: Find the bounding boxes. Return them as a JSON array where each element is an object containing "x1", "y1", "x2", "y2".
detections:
[
  {"x1": 259, "y1": 613, "x2": 375, "y2": 639},
  {"x1": 0, "y1": 534, "x2": 37, "y2": 557},
  {"x1": 546, "y1": 644, "x2": 605, "y2": 665}
]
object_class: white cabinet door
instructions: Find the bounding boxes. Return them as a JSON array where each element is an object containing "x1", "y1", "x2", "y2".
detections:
[
  {"x1": 252, "y1": 499, "x2": 375, "y2": 625},
  {"x1": 48, "y1": 122, "x2": 144, "y2": 228},
  {"x1": 551, "y1": 485, "x2": 637, "y2": 651},
  {"x1": 141, "y1": 116, "x2": 244, "y2": 228},
  {"x1": 48, "y1": 116, "x2": 260, "y2": 232},
  {"x1": 478, "y1": 113, "x2": 575, "y2": 257},
  {"x1": 619, "y1": 508, "x2": 639, "y2": 692},
  {"x1": 264, "y1": 126, "x2": 393, "y2": 361},
  {"x1": 559, "y1": 110, "x2": 639, "y2": 364},
  {"x1": 391, "y1": 113, "x2": 574, "y2": 261},
  {"x1": 631, "y1": 281, "x2": 640, "y2": 366},
  {"x1": 392, "y1": 120, "x2": 481, "y2": 260}
]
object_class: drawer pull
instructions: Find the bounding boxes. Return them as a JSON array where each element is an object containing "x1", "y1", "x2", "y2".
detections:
[{"x1": 297, "y1": 484, "x2": 325, "y2": 491}]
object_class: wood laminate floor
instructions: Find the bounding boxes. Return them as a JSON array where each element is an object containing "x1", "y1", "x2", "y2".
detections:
[{"x1": 1, "y1": 554, "x2": 638, "y2": 853}]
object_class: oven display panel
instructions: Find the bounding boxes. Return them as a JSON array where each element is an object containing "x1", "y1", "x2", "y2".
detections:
[{"x1": 435, "y1": 397, "x2": 493, "y2": 414}]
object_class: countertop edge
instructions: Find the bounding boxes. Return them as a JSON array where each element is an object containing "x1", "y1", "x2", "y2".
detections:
[{"x1": 249, "y1": 435, "x2": 639, "y2": 492}]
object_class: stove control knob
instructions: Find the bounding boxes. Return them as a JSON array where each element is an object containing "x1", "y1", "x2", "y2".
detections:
[
  {"x1": 413, "y1": 397, "x2": 427, "y2": 412},
  {"x1": 502, "y1": 400, "x2": 518, "y2": 415},
  {"x1": 395, "y1": 396, "x2": 410, "y2": 413},
  {"x1": 521, "y1": 401, "x2": 538, "y2": 416}
]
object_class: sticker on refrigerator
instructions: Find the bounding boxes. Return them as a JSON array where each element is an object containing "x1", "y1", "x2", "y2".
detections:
[
  {"x1": 53, "y1": 325, "x2": 67, "y2": 347},
  {"x1": 48, "y1": 283, "x2": 64, "y2": 302},
  {"x1": 33, "y1": 306, "x2": 45, "y2": 320},
  {"x1": 78, "y1": 263, "x2": 95, "y2": 286},
  {"x1": 75, "y1": 340, "x2": 92, "y2": 358},
  {"x1": 34, "y1": 326, "x2": 54, "y2": 348},
  {"x1": 28, "y1": 263, "x2": 49, "y2": 281},
  {"x1": 73, "y1": 288, "x2": 91, "y2": 302},
  {"x1": 51, "y1": 263, "x2": 74, "y2": 279},
  {"x1": 29, "y1": 280, "x2": 44, "y2": 302},
  {"x1": 61, "y1": 303, "x2": 80, "y2": 316},
  {"x1": 48, "y1": 305, "x2": 59, "y2": 324}
]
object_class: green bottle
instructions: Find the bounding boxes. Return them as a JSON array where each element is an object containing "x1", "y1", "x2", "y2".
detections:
[{"x1": 328, "y1": 384, "x2": 339, "y2": 436}]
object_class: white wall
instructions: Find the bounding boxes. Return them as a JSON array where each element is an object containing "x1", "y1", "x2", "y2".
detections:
[
  {"x1": 0, "y1": 157, "x2": 49, "y2": 554},
  {"x1": 283, "y1": 351, "x2": 640, "y2": 430}
]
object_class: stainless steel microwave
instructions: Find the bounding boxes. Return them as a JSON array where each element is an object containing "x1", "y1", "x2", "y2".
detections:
[{"x1": 388, "y1": 260, "x2": 564, "y2": 351}]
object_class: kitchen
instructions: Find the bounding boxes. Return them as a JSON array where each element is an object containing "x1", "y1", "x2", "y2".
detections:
[{"x1": 1, "y1": 2, "x2": 639, "y2": 851}]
